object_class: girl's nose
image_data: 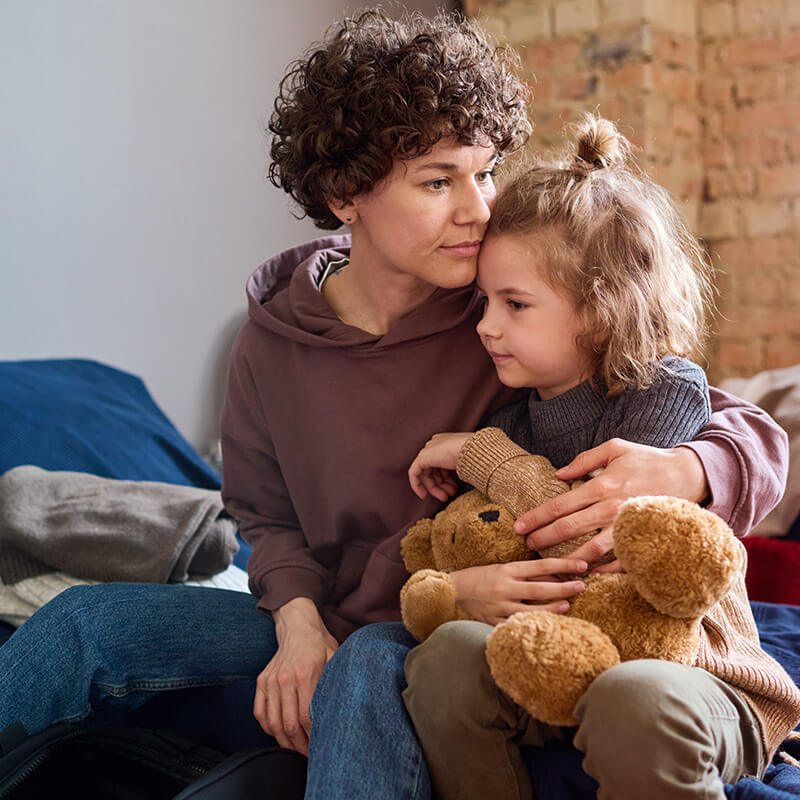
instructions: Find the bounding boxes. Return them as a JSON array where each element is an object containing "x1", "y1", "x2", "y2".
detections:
[{"x1": 476, "y1": 305, "x2": 496, "y2": 339}]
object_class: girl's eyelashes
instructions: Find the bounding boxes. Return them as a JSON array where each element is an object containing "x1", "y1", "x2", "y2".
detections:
[{"x1": 506, "y1": 299, "x2": 528, "y2": 311}]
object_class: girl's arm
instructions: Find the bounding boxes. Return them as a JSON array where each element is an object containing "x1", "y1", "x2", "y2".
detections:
[{"x1": 408, "y1": 432, "x2": 473, "y2": 500}]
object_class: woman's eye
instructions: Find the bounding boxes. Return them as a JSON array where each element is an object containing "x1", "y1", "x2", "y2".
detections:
[
  {"x1": 426, "y1": 178, "x2": 449, "y2": 191},
  {"x1": 477, "y1": 169, "x2": 497, "y2": 184}
]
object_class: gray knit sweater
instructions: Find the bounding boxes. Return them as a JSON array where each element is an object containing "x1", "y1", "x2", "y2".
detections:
[{"x1": 486, "y1": 357, "x2": 712, "y2": 468}]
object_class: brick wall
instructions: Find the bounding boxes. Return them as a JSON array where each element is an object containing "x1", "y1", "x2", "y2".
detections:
[{"x1": 465, "y1": 0, "x2": 800, "y2": 380}]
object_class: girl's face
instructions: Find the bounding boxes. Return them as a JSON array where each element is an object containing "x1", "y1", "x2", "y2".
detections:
[
  {"x1": 476, "y1": 233, "x2": 589, "y2": 398},
  {"x1": 345, "y1": 138, "x2": 498, "y2": 289}
]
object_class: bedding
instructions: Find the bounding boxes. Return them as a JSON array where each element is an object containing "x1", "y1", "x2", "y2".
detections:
[
  {"x1": 0, "y1": 358, "x2": 252, "y2": 644},
  {"x1": 0, "y1": 358, "x2": 252, "y2": 571}
]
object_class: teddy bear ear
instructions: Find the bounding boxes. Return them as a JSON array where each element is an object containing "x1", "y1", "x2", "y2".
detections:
[{"x1": 401, "y1": 518, "x2": 435, "y2": 572}]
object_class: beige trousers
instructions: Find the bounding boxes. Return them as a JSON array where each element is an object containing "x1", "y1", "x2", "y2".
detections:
[{"x1": 403, "y1": 620, "x2": 766, "y2": 800}]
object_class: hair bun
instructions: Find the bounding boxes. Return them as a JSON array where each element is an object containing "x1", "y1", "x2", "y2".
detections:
[{"x1": 573, "y1": 114, "x2": 630, "y2": 170}]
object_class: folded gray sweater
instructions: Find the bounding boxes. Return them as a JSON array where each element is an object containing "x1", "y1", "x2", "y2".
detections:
[{"x1": 0, "y1": 466, "x2": 238, "y2": 586}]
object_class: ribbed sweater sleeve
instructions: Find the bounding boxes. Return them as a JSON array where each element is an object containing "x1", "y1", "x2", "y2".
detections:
[{"x1": 221, "y1": 338, "x2": 329, "y2": 614}]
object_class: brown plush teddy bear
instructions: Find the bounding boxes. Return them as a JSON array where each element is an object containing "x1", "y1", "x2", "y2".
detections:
[{"x1": 400, "y1": 437, "x2": 743, "y2": 727}]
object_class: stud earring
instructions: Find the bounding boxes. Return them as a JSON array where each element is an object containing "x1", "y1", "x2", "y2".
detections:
[{"x1": 346, "y1": 216, "x2": 352, "y2": 222}]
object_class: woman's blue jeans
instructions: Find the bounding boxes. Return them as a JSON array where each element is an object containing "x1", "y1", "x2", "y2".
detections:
[
  {"x1": 0, "y1": 586, "x2": 595, "y2": 799},
  {"x1": 307, "y1": 622, "x2": 432, "y2": 799},
  {"x1": 0, "y1": 586, "x2": 435, "y2": 798},
  {"x1": 0, "y1": 583, "x2": 279, "y2": 752}
]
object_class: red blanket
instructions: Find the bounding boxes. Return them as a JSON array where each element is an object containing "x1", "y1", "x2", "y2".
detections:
[{"x1": 744, "y1": 537, "x2": 800, "y2": 606}]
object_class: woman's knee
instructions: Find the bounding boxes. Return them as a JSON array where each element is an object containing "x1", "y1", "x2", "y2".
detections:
[{"x1": 317, "y1": 623, "x2": 411, "y2": 697}]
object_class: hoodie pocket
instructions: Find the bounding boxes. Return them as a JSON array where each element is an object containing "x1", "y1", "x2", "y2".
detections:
[{"x1": 330, "y1": 542, "x2": 375, "y2": 603}]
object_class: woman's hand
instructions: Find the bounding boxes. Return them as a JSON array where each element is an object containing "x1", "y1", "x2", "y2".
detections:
[
  {"x1": 450, "y1": 557, "x2": 588, "y2": 626},
  {"x1": 513, "y1": 439, "x2": 709, "y2": 570},
  {"x1": 408, "y1": 432, "x2": 473, "y2": 501},
  {"x1": 254, "y1": 597, "x2": 338, "y2": 755}
]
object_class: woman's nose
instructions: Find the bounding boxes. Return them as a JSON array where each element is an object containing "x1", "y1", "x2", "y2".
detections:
[{"x1": 454, "y1": 182, "x2": 493, "y2": 227}]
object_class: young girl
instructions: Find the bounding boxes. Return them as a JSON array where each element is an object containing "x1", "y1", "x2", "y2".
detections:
[{"x1": 402, "y1": 115, "x2": 800, "y2": 800}]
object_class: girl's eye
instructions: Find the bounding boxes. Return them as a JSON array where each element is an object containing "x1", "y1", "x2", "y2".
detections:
[{"x1": 507, "y1": 299, "x2": 527, "y2": 311}]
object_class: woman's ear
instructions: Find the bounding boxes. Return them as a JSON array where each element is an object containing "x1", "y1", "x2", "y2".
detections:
[{"x1": 326, "y1": 198, "x2": 358, "y2": 226}]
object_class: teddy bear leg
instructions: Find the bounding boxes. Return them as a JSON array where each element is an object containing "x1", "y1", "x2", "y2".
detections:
[
  {"x1": 486, "y1": 612, "x2": 620, "y2": 727},
  {"x1": 613, "y1": 497, "x2": 744, "y2": 618},
  {"x1": 400, "y1": 569, "x2": 463, "y2": 642}
]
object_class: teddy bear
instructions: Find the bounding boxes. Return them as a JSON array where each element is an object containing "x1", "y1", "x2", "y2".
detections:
[{"x1": 399, "y1": 432, "x2": 744, "y2": 727}]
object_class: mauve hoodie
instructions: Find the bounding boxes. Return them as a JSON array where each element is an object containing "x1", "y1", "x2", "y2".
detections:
[
  {"x1": 221, "y1": 235, "x2": 788, "y2": 643},
  {"x1": 220, "y1": 236, "x2": 514, "y2": 641}
]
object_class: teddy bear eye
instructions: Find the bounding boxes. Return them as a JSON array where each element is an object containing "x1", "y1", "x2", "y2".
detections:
[{"x1": 479, "y1": 510, "x2": 500, "y2": 523}]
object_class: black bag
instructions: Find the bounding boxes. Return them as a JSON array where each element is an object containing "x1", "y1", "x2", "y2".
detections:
[{"x1": 0, "y1": 722, "x2": 307, "y2": 800}]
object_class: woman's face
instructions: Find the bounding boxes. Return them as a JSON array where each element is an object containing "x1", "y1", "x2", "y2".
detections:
[{"x1": 346, "y1": 138, "x2": 498, "y2": 289}]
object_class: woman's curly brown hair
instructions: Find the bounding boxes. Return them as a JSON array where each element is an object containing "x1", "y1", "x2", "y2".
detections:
[{"x1": 268, "y1": 8, "x2": 532, "y2": 229}]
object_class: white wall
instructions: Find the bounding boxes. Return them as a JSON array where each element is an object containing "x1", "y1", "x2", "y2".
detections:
[{"x1": 0, "y1": 0, "x2": 448, "y2": 453}]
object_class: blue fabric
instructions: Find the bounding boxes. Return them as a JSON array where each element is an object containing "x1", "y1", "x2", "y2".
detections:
[
  {"x1": 787, "y1": 514, "x2": 800, "y2": 542},
  {"x1": 0, "y1": 583, "x2": 277, "y2": 754},
  {"x1": 307, "y1": 623, "x2": 430, "y2": 800},
  {"x1": 0, "y1": 358, "x2": 251, "y2": 569}
]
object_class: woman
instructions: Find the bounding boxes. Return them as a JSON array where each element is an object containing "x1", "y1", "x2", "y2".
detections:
[{"x1": 0, "y1": 9, "x2": 787, "y2": 798}]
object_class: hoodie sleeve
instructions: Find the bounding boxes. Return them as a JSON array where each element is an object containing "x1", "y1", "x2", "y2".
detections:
[
  {"x1": 221, "y1": 340, "x2": 329, "y2": 615},
  {"x1": 680, "y1": 386, "x2": 789, "y2": 537}
]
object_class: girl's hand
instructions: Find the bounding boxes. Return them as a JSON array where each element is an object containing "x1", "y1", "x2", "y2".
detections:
[
  {"x1": 408, "y1": 432, "x2": 473, "y2": 501},
  {"x1": 450, "y1": 558, "x2": 588, "y2": 626},
  {"x1": 253, "y1": 597, "x2": 338, "y2": 755},
  {"x1": 513, "y1": 439, "x2": 708, "y2": 569}
]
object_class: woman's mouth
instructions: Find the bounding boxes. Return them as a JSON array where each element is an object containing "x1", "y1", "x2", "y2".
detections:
[{"x1": 440, "y1": 241, "x2": 481, "y2": 257}]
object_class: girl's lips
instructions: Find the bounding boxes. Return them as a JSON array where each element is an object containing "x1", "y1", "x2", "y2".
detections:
[
  {"x1": 487, "y1": 351, "x2": 512, "y2": 363},
  {"x1": 440, "y1": 242, "x2": 481, "y2": 257}
]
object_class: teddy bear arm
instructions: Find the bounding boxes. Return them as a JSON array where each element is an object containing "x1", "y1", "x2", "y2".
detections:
[
  {"x1": 400, "y1": 569, "x2": 466, "y2": 643},
  {"x1": 613, "y1": 497, "x2": 744, "y2": 618}
]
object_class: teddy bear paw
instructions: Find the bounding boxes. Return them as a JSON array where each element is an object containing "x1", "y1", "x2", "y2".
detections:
[
  {"x1": 613, "y1": 497, "x2": 743, "y2": 618},
  {"x1": 486, "y1": 612, "x2": 620, "y2": 726},
  {"x1": 400, "y1": 570, "x2": 461, "y2": 643}
]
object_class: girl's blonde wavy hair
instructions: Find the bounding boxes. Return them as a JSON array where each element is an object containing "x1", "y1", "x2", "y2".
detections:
[{"x1": 489, "y1": 114, "x2": 715, "y2": 397}]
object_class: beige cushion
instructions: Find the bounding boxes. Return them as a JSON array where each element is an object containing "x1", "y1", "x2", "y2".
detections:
[{"x1": 720, "y1": 365, "x2": 800, "y2": 537}]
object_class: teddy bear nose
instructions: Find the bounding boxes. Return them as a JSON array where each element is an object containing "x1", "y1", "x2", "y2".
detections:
[{"x1": 479, "y1": 510, "x2": 500, "y2": 523}]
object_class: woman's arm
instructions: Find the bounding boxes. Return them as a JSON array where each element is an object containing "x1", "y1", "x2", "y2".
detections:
[
  {"x1": 221, "y1": 340, "x2": 337, "y2": 754},
  {"x1": 500, "y1": 388, "x2": 788, "y2": 561},
  {"x1": 678, "y1": 385, "x2": 789, "y2": 535}
]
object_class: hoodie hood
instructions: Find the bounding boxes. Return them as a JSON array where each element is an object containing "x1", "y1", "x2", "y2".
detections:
[{"x1": 245, "y1": 235, "x2": 482, "y2": 349}]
